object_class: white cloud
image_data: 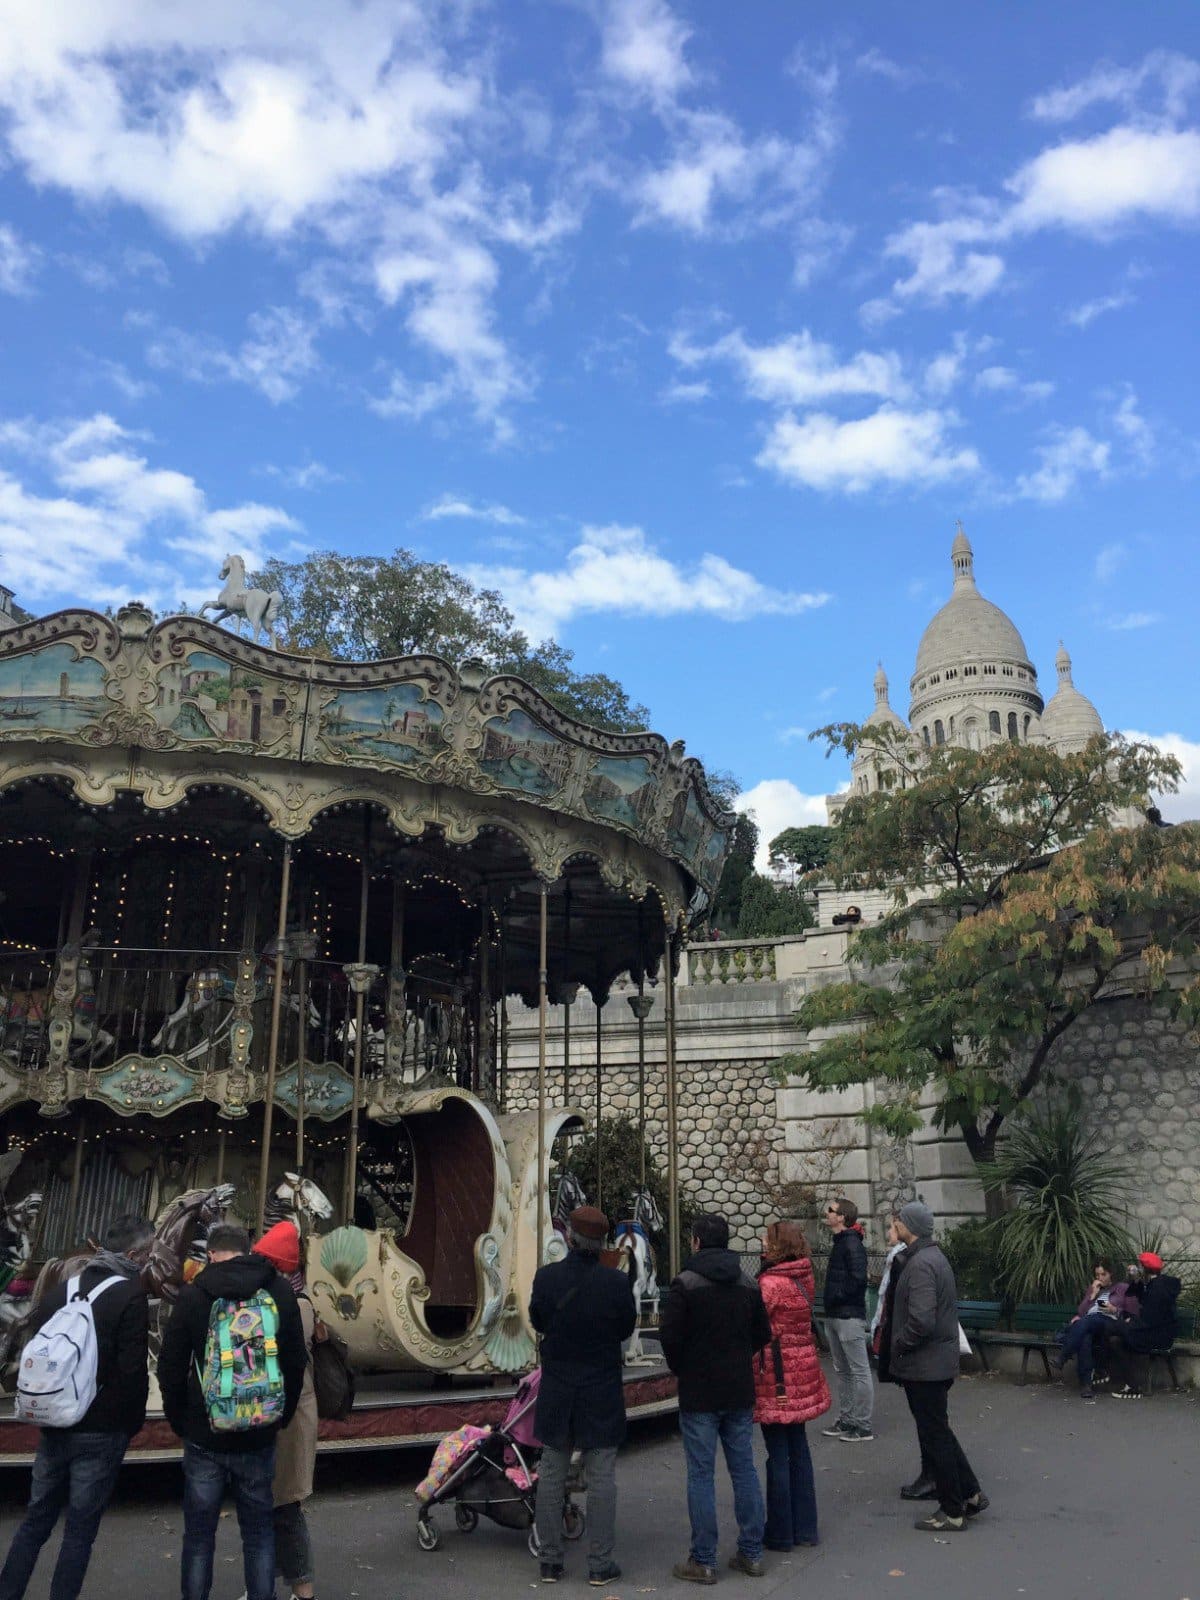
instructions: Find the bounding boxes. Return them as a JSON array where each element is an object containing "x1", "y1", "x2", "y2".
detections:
[
  {"x1": 777, "y1": 726, "x2": 808, "y2": 743},
  {"x1": 855, "y1": 49, "x2": 921, "y2": 88},
  {"x1": 144, "y1": 306, "x2": 322, "y2": 404},
  {"x1": 734, "y1": 778, "x2": 831, "y2": 871},
  {"x1": 0, "y1": 225, "x2": 38, "y2": 295},
  {"x1": 1107, "y1": 611, "x2": 1162, "y2": 631},
  {"x1": 1030, "y1": 51, "x2": 1200, "y2": 124},
  {"x1": 1016, "y1": 424, "x2": 1110, "y2": 502},
  {"x1": 876, "y1": 215, "x2": 1006, "y2": 310},
  {"x1": 660, "y1": 380, "x2": 711, "y2": 404},
  {"x1": 0, "y1": 411, "x2": 297, "y2": 610},
  {"x1": 1121, "y1": 731, "x2": 1200, "y2": 822},
  {"x1": 1094, "y1": 541, "x2": 1126, "y2": 583},
  {"x1": 672, "y1": 328, "x2": 906, "y2": 406},
  {"x1": 757, "y1": 406, "x2": 980, "y2": 494},
  {"x1": 262, "y1": 459, "x2": 341, "y2": 491},
  {"x1": 1110, "y1": 387, "x2": 1154, "y2": 463},
  {"x1": 421, "y1": 494, "x2": 527, "y2": 527},
  {"x1": 466, "y1": 523, "x2": 829, "y2": 641},
  {"x1": 599, "y1": 0, "x2": 693, "y2": 105},
  {"x1": 974, "y1": 365, "x2": 1054, "y2": 403},
  {"x1": 1066, "y1": 290, "x2": 1134, "y2": 327}
]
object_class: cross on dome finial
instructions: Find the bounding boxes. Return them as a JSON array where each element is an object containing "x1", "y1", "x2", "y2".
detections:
[
  {"x1": 873, "y1": 661, "x2": 889, "y2": 703},
  {"x1": 951, "y1": 521, "x2": 974, "y2": 589}
]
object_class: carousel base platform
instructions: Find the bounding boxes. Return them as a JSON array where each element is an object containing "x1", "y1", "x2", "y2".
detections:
[{"x1": 0, "y1": 1357, "x2": 678, "y2": 1467}]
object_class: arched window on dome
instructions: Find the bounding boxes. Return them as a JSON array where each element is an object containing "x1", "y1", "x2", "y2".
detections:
[
  {"x1": 948, "y1": 716, "x2": 955, "y2": 735},
  {"x1": 1007, "y1": 712, "x2": 1019, "y2": 742},
  {"x1": 934, "y1": 719, "x2": 945, "y2": 745},
  {"x1": 1024, "y1": 714, "x2": 1032, "y2": 737},
  {"x1": 989, "y1": 711, "x2": 1001, "y2": 736},
  {"x1": 922, "y1": 726, "x2": 930, "y2": 748}
]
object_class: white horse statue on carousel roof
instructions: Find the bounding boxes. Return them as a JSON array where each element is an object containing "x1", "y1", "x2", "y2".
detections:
[{"x1": 199, "y1": 554, "x2": 283, "y2": 648}]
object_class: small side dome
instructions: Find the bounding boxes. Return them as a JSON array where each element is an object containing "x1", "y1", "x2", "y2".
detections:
[
  {"x1": 1042, "y1": 641, "x2": 1104, "y2": 754},
  {"x1": 866, "y1": 662, "x2": 907, "y2": 732}
]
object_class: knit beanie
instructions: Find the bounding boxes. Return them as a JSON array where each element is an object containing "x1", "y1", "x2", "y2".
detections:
[
  {"x1": 898, "y1": 1200, "x2": 935, "y2": 1238},
  {"x1": 253, "y1": 1219, "x2": 302, "y2": 1275}
]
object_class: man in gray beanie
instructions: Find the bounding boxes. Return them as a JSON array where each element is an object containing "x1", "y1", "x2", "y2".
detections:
[{"x1": 885, "y1": 1203, "x2": 987, "y2": 1533}]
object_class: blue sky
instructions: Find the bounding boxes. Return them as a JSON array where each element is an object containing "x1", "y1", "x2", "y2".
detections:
[{"x1": 0, "y1": 2, "x2": 1198, "y2": 854}]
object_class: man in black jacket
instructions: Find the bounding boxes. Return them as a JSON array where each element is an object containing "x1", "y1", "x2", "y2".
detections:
[
  {"x1": 660, "y1": 1213, "x2": 771, "y2": 1584},
  {"x1": 158, "y1": 1221, "x2": 306, "y2": 1600},
  {"x1": 530, "y1": 1205, "x2": 635, "y2": 1587},
  {"x1": 1107, "y1": 1250, "x2": 1182, "y2": 1399},
  {"x1": 820, "y1": 1197, "x2": 874, "y2": 1443},
  {"x1": 0, "y1": 1213, "x2": 152, "y2": 1600}
]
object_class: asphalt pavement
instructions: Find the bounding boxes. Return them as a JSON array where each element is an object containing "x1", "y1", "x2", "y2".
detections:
[{"x1": 0, "y1": 1371, "x2": 1196, "y2": 1600}]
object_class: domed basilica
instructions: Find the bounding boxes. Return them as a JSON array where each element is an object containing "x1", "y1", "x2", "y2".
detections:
[{"x1": 831, "y1": 525, "x2": 1104, "y2": 815}]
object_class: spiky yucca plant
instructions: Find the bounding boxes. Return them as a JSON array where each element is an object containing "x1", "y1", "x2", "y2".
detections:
[{"x1": 979, "y1": 1102, "x2": 1136, "y2": 1305}]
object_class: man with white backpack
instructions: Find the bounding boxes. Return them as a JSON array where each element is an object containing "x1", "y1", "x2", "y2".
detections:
[{"x1": 0, "y1": 1213, "x2": 152, "y2": 1600}]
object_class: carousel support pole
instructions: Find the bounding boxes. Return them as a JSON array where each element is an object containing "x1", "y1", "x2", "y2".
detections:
[
  {"x1": 477, "y1": 889, "x2": 492, "y2": 1100},
  {"x1": 295, "y1": 948, "x2": 308, "y2": 1173},
  {"x1": 383, "y1": 875, "x2": 406, "y2": 1099},
  {"x1": 343, "y1": 813, "x2": 374, "y2": 1221},
  {"x1": 536, "y1": 883, "x2": 549, "y2": 1264},
  {"x1": 594, "y1": 997, "x2": 603, "y2": 1210},
  {"x1": 215, "y1": 1125, "x2": 227, "y2": 1186},
  {"x1": 664, "y1": 924, "x2": 680, "y2": 1282},
  {"x1": 562, "y1": 884, "x2": 572, "y2": 1106},
  {"x1": 627, "y1": 983, "x2": 654, "y2": 1200},
  {"x1": 66, "y1": 1112, "x2": 87, "y2": 1243},
  {"x1": 256, "y1": 841, "x2": 292, "y2": 1239},
  {"x1": 497, "y1": 910, "x2": 508, "y2": 1112}
]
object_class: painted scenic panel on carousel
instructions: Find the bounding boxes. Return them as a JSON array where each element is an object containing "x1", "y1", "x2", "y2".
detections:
[
  {"x1": 317, "y1": 684, "x2": 445, "y2": 767},
  {"x1": 480, "y1": 709, "x2": 574, "y2": 797},
  {"x1": 0, "y1": 644, "x2": 107, "y2": 736},
  {"x1": 154, "y1": 648, "x2": 293, "y2": 749},
  {"x1": 668, "y1": 788, "x2": 724, "y2": 888},
  {"x1": 582, "y1": 754, "x2": 658, "y2": 830}
]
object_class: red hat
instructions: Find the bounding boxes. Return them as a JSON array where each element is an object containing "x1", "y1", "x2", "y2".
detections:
[
  {"x1": 568, "y1": 1205, "x2": 609, "y2": 1241},
  {"x1": 253, "y1": 1220, "x2": 301, "y2": 1275},
  {"x1": 1138, "y1": 1250, "x2": 1163, "y2": 1272}
]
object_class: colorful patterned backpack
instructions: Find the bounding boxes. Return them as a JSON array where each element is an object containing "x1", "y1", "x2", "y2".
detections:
[{"x1": 197, "y1": 1289, "x2": 287, "y2": 1432}]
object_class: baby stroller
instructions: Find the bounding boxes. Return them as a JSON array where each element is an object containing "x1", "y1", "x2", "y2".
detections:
[{"x1": 415, "y1": 1368, "x2": 586, "y2": 1557}]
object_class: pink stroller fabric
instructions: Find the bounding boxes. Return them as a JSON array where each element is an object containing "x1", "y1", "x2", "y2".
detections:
[{"x1": 503, "y1": 1368, "x2": 543, "y2": 1449}]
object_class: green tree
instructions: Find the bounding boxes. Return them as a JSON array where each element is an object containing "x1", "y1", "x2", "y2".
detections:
[
  {"x1": 558, "y1": 1115, "x2": 695, "y2": 1259},
  {"x1": 735, "y1": 875, "x2": 813, "y2": 937},
  {"x1": 709, "y1": 811, "x2": 757, "y2": 933},
  {"x1": 768, "y1": 824, "x2": 835, "y2": 879},
  {"x1": 252, "y1": 548, "x2": 649, "y2": 732},
  {"x1": 776, "y1": 725, "x2": 1200, "y2": 1177}
]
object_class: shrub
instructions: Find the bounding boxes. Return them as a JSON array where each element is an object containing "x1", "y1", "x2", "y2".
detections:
[{"x1": 941, "y1": 1219, "x2": 1003, "y2": 1301}]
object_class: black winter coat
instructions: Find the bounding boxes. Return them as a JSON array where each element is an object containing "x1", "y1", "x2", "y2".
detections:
[
  {"x1": 823, "y1": 1228, "x2": 868, "y2": 1320},
  {"x1": 157, "y1": 1254, "x2": 306, "y2": 1453},
  {"x1": 529, "y1": 1250, "x2": 637, "y2": 1450},
  {"x1": 1122, "y1": 1273, "x2": 1181, "y2": 1351},
  {"x1": 28, "y1": 1261, "x2": 149, "y2": 1437},
  {"x1": 659, "y1": 1248, "x2": 772, "y2": 1413},
  {"x1": 888, "y1": 1236, "x2": 961, "y2": 1383}
]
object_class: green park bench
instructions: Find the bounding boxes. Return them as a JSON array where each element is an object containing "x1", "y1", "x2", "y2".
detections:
[{"x1": 962, "y1": 1302, "x2": 1199, "y2": 1389}]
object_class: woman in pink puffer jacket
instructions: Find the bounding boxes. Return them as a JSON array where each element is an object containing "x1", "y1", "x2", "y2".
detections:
[{"x1": 753, "y1": 1221, "x2": 832, "y2": 1550}]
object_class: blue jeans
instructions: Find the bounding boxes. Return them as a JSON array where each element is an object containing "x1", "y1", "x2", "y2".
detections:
[
  {"x1": 0, "y1": 1429, "x2": 129, "y2": 1600},
  {"x1": 1056, "y1": 1314, "x2": 1112, "y2": 1384},
  {"x1": 678, "y1": 1409, "x2": 764, "y2": 1569},
  {"x1": 181, "y1": 1441, "x2": 276, "y2": 1600},
  {"x1": 760, "y1": 1423, "x2": 817, "y2": 1549}
]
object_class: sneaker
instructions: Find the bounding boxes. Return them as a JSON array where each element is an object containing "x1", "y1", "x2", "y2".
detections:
[
  {"x1": 1112, "y1": 1385, "x2": 1143, "y2": 1400},
  {"x1": 1092, "y1": 1372, "x2": 1111, "y2": 1387},
  {"x1": 963, "y1": 1492, "x2": 990, "y2": 1517},
  {"x1": 589, "y1": 1563, "x2": 621, "y2": 1587},
  {"x1": 673, "y1": 1558, "x2": 718, "y2": 1585},
  {"x1": 839, "y1": 1425, "x2": 874, "y2": 1442},
  {"x1": 821, "y1": 1418, "x2": 850, "y2": 1438},
  {"x1": 900, "y1": 1476, "x2": 938, "y2": 1501},
  {"x1": 914, "y1": 1511, "x2": 966, "y2": 1532},
  {"x1": 1079, "y1": 1385, "x2": 1095, "y2": 1401},
  {"x1": 728, "y1": 1552, "x2": 765, "y2": 1577},
  {"x1": 540, "y1": 1564, "x2": 564, "y2": 1583}
]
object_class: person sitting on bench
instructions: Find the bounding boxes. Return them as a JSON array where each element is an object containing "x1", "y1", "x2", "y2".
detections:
[
  {"x1": 1105, "y1": 1252, "x2": 1181, "y2": 1400},
  {"x1": 1050, "y1": 1259, "x2": 1132, "y2": 1399}
]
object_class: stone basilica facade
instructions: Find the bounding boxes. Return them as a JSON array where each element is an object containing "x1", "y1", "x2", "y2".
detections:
[{"x1": 831, "y1": 525, "x2": 1104, "y2": 817}]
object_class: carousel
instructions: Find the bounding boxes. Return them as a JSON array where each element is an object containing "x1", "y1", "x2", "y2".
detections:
[{"x1": 0, "y1": 565, "x2": 733, "y2": 1459}]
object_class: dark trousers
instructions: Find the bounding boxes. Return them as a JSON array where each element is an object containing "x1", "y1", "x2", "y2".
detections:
[
  {"x1": 760, "y1": 1422, "x2": 817, "y2": 1549},
  {"x1": 1056, "y1": 1313, "x2": 1113, "y2": 1385},
  {"x1": 0, "y1": 1430, "x2": 129, "y2": 1600},
  {"x1": 181, "y1": 1441, "x2": 276, "y2": 1600},
  {"x1": 902, "y1": 1381, "x2": 980, "y2": 1519},
  {"x1": 1102, "y1": 1328, "x2": 1164, "y2": 1392}
]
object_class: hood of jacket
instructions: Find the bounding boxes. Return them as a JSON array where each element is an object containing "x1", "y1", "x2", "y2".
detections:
[
  {"x1": 686, "y1": 1246, "x2": 744, "y2": 1284},
  {"x1": 761, "y1": 1257, "x2": 812, "y2": 1281},
  {"x1": 195, "y1": 1253, "x2": 278, "y2": 1302}
]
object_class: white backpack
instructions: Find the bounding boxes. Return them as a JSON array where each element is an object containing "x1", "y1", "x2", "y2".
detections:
[{"x1": 15, "y1": 1273, "x2": 124, "y2": 1427}]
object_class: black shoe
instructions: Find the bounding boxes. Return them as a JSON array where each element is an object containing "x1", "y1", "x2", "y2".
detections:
[
  {"x1": 821, "y1": 1419, "x2": 850, "y2": 1438},
  {"x1": 839, "y1": 1424, "x2": 874, "y2": 1442},
  {"x1": 1079, "y1": 1385, "x2": 1095, "y2": 1400},
  {"x1": 540, "y1": 1564, "x2": 564, "y2": 1583},
  {"x1": 589, "y1": 1563, "x2": 621, "y2": 1587},
  {"x1": 900, "y1": 1476, "x2": 938, "y2": 1501},
  {"x1": 963, "y1": 1492, "x2": 990, "y2": 1517},
  {"x1": 914, "y1": 1511, "x2": 966, "y2": 1533}
]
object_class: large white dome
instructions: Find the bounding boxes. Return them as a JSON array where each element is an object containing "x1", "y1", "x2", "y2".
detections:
[{"x1": 914, "y1": 529, "x2": 1035, "y2": 679}]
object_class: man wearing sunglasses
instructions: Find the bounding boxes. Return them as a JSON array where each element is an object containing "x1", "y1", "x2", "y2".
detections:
[{"x1": 819, "y1": 1200, "x2": 874, "y2": 1444}]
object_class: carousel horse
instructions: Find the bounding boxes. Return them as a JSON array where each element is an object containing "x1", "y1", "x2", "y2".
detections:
[
  {"x1": 0, "y1": 930, "x2": 114, "y2": 1062},
  {"x1": 0, "y1": 1155, "x2": 44, "y2": 1362},
  {"x1": 151, "y1": 934, "x2": 318, "y2": 1057},
  {"x1": 613, "y1": 1189, "x2": 663, "y2": 1365},
  {"x1": 551, "y1": 1170, "x2": 588, "y2": 1239},
  {"x1": 199, "y1": 553, "x2": 283, "y2": 647},
  {"x1": 264, "y1": 1172, "x2": 334, "y2": 1237}
]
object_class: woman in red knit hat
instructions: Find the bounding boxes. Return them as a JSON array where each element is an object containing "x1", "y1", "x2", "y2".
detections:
[
  {"x1": 753, "y1": 1221, "x2": 831, "y2": 1551},
  {"x1": 253, "y1": 1222, "x2": 317, "y2": 1600}
]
